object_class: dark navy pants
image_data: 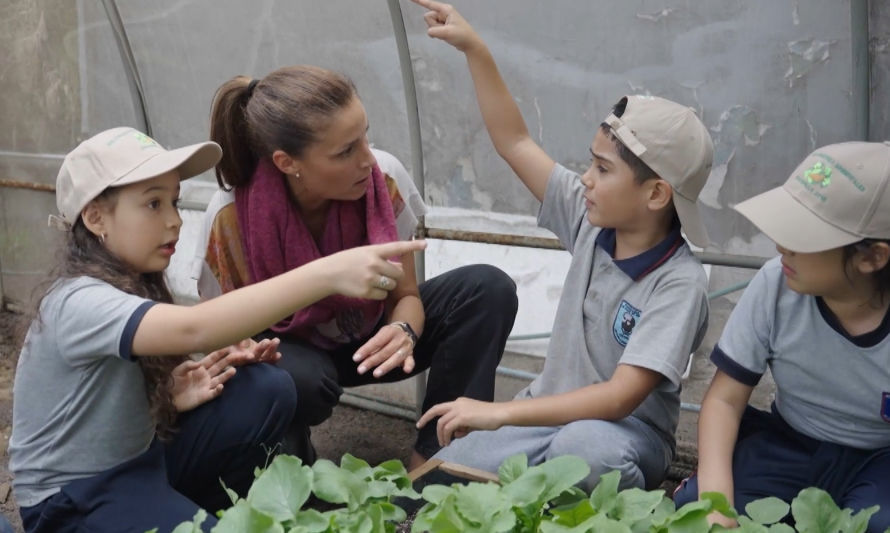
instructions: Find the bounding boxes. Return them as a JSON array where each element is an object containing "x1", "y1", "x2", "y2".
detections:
[
  {"x1": 267, "y1": 264, "x2": 518, "y2": 460},
  {"x1": 19, "y1": 363, "x2": 296, "y2": 533},
  {"x1": 674, "y1": 405, "x2": 890, "y2": 533}
]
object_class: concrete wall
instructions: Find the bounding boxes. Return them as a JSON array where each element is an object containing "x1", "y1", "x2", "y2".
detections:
[
  {"x1": 1, "y1": 0, "x2": 885, "y2": 309},
  {"x1": 871, "y1": 0, "x2": 890, "y2": 140}
]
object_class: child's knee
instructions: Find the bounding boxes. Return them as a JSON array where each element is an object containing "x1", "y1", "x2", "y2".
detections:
[
  {"x1": 233, "y1": 364, "x2": 297, "y2": 423},
  {"x1": 549, "y1": 432, "x2": 644, "y2": 491}
]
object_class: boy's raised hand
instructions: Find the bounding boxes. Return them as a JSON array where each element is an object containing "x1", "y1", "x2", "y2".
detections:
[
  {"x1": 327, "y1": 240, "x2": 427, "y2": 300},
  {"x1": 411, "y1": 0, "x2": 482, "y2": 52}
]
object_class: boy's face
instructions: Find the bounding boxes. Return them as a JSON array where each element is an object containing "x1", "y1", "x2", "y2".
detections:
[
  {"x1": 580, "y1": 130, "x2": 652, "y2": 229},
  {"x1": 97, "y1": 171, "x2": 182, "y2": 273}
]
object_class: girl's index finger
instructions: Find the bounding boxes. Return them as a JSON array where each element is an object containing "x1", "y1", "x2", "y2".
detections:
[{"x1": 374, "y1": 239, "x2": 426, "y2": 260}]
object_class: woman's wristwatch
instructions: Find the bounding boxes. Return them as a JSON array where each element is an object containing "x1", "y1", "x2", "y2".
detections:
[{"x1": 389, "y1": 321, "x2": 418, "y2": 348}]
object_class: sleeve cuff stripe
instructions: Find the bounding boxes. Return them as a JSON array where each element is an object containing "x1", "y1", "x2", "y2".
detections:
[
  {"x1": 710, "y1": 345, "x2": 762, "y2": 387},
  {"x1": 119, "y1": 301, "x2": 156, "y2": 361}
]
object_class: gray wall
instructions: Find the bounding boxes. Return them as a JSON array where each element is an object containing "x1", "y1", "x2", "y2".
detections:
[{"x1": 1, "y1": 0, "x2": 886, "y2": 305}]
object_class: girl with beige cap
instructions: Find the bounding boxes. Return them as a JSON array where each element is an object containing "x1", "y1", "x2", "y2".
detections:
[
  {"x1": 675, "y1": 142, "x2": 890, "y2": 531},
  {"x1": 8, "y1": 127, "x2": 426, "y2": 532}
]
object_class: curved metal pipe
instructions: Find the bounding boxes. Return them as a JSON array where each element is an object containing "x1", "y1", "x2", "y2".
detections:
[
  {"x1": 386, "y1": 0, "x2": 428, "y2": 414},
  {"x1": 99, "y1": 0, "x2": 152, "y2": 135}
]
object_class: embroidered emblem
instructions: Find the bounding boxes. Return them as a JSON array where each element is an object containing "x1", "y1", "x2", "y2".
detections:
[
  {"x1": 804, "y1": 161, "x2": 832, "y2": 188},
  {"x1": 882, "y1": 392, "x2": 890, "y2": 423},
  {"x1": 612, "y1": 300, "x2": 642, "y2": 347},
  {"x1": 132, "y1": 131, "x2": 160, "y2": 148}
]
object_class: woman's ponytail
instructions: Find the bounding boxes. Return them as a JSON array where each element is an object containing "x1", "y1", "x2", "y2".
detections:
[{"x1": 210, "y1": 76, "x2": 257, "y2": 190}]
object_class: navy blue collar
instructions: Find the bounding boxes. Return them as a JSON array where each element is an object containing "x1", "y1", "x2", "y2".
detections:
[
  {"x1": 816, "y1": 297, "x2": 890, "y2": 348},
  {"x1": 595, "y1": 225, "x2": 685, "y2": 281}
]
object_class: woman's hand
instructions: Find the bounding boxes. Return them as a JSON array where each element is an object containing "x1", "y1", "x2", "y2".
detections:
[
  {"x1": 416, "y1": 397, "x2": 508, "y2": 446},
  {"x1": 353, "y1": 323, "x2": 416, "y2": 378},
  {"x1": 325, "y1": 240, "x2": 426, "y2": 300},
  {"x1": 411, "y1": 0, "x2": 483, "y2": 53},
  {"x1": 170, "y1": 352, "x2": 236, "y2": 412}
]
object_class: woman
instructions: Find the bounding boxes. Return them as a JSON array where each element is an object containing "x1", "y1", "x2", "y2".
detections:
[{"x1": 199, "y1": 65, "x2": 518, "y2": 469}]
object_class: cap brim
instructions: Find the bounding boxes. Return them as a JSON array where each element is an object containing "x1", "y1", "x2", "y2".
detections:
[
  {"x1": 673, "y1": 192, "x2": 709, "y2": 248},
  {"x1": 112, "y1": 141, "x2": 222, "y2": 187},
  {"x1": 734, "y1": 186, "x2": 862, "y2": 253}
]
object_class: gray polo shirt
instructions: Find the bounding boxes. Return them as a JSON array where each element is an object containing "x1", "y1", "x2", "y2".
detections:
[
  {"x1": 520, "y1": 163, "x2": 709, "y2": 445},
  {"x1": 9, "y1": 277, "x2": 156, "y2": 507},
  {"x1": 712, "y1": 257, "x2": 890, "y2": 449}
]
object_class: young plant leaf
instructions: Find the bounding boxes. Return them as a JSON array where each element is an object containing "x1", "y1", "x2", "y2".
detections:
[
  {"x1": 535, "y1": 455, "x2": 591, "y2": 503},
  {"x1": 498, "y1": 453, "x2": 529, "y2": 484},
  {"x1": 590, "y1": 471, "x2": 621, "y2": 515},
  {"x1": 247, "y1": 455, "x2": 313, "y2": 523},
  {"x1": 847, "y1": 505, "x2": 879, "y2": 533},
  {"x1": 548, "y1": 499, "x2": 596, "y2": 526},
  {"x1": 213, "y1": 500, "x2": 285, "y2": 533},
  {"x1": 612, "y1": 488, "x2": 664, "y2": 522},
  {"x1": 791, "y1": 487, "x2": 847, "y2": 533},
  {"x1": 649, "y1": 497, "x2": 676, "y2": 525},
  {"x1": 744, "y1": 496, "x2": 788, "y2": 525},
  {"x1": 291, "y1": 508, "x2": 330, "y2": 532},
  {"x1": 312, "y1": 460, "x2": 363, "y2": 509},
  {"x1": 501, "y1": 469, "x2": 548, "y2": 507},
  {"x1": 453, "y1": 482, "x2": 514, "y2": 530},
  {"x1": 170, "y1": 508, "x2": 208, "y2": 533},
  {"x1": 340, "y1": 453, "x2": 373, "y2": 478},
  {"x1": 736, "y1": 515, "x2": 770, "y2": 533},
  {"x1": 420, "y1": 484, "x2": 457, "y2": 506},
  {"x1": 766, "y1": 523, "x2": 796, "y2": 533},
  {"x1": 654, "y1": 499, "x2": 711, "y2": 531}
]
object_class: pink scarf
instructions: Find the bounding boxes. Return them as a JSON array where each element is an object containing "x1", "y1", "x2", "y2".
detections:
[{"x1": 235, "y1": 159, "x2": 399, "y2": 349}]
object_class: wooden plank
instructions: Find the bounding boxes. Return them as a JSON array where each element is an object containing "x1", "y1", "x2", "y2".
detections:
[
  {"x1": 408, "y1": 458, "x2": 443, "y2": 482},
  {"x1": 437, "y1": 461, "x2": 499, "y2": 484}
]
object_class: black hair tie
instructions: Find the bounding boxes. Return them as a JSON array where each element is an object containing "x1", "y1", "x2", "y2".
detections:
[{"x1": 246, "y1": 78, "x2": 259, "y2": 98}]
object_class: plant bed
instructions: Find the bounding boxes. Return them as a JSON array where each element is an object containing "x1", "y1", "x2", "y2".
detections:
[{"x1": 161, "y1": 453, "x2": 885, "y2": 533}]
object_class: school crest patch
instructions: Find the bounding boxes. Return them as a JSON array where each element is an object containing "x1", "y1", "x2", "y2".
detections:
[
  {"x1": 882, "y1": 392, "x2": 890, "y2": 423},
  {"x1": 613, "y1": 300, "x2": 641, "y2": 347}
]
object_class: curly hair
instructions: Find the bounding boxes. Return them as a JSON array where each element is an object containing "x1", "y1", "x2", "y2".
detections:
[{"x1": 24, "y1": 189, "x2": 184, "y2": 440}]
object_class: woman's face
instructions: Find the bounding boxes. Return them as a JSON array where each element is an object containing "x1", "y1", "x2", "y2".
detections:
[{"x1": 290, "y1": 95, "x2": 377, "y2": 208}]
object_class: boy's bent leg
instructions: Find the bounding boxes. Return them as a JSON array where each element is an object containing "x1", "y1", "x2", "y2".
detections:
[
  {"x1": 165, "y1": 363, "x2": 297, "y2": 513},
  {"x1": 414, "y1": 264, "x2": 518, "y2": 456},
  {"x1": 842, "y1": 447, "x2": 890, "y2": 533},
  {"x1": 20, "y1": 440, "x2": 215, "y2": 533},
  {"x1": 433, "y1": 425, "x2": 555, "y2": 475},
  {"x1": 548, "y1": 417, "x2": 671, "y2": 492}
]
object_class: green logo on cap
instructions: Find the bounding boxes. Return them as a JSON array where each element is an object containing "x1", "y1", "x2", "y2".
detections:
[
  {"x1": 804, "y1": 162, "x2": 832, "y2": 188},
  {"x1": 132, "y1": 131, "x2": 159, "y2": 148}
]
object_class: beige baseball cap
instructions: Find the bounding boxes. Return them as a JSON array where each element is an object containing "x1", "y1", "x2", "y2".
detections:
[
  {"x1": 603, "y1": 95, "x2": 714, "y2": 248},
  {"x1": 53, "y1": 127, "x2": 222, "y2": 227},
  {"x1": 734, "y1": 142, "x2": 890, "y2": 253}
]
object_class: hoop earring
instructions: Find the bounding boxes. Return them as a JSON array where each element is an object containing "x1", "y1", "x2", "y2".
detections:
[{"x1": 100, "y1": 233, "x2": 106, "y2": 244}]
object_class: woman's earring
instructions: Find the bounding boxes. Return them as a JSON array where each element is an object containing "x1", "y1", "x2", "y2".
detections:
[
  {"x1": 100, "y1": 233, "x2": 107, "y2": 244},
  {"x1": 294, "y1": 172, "x2": 300, "y2": 179}
]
